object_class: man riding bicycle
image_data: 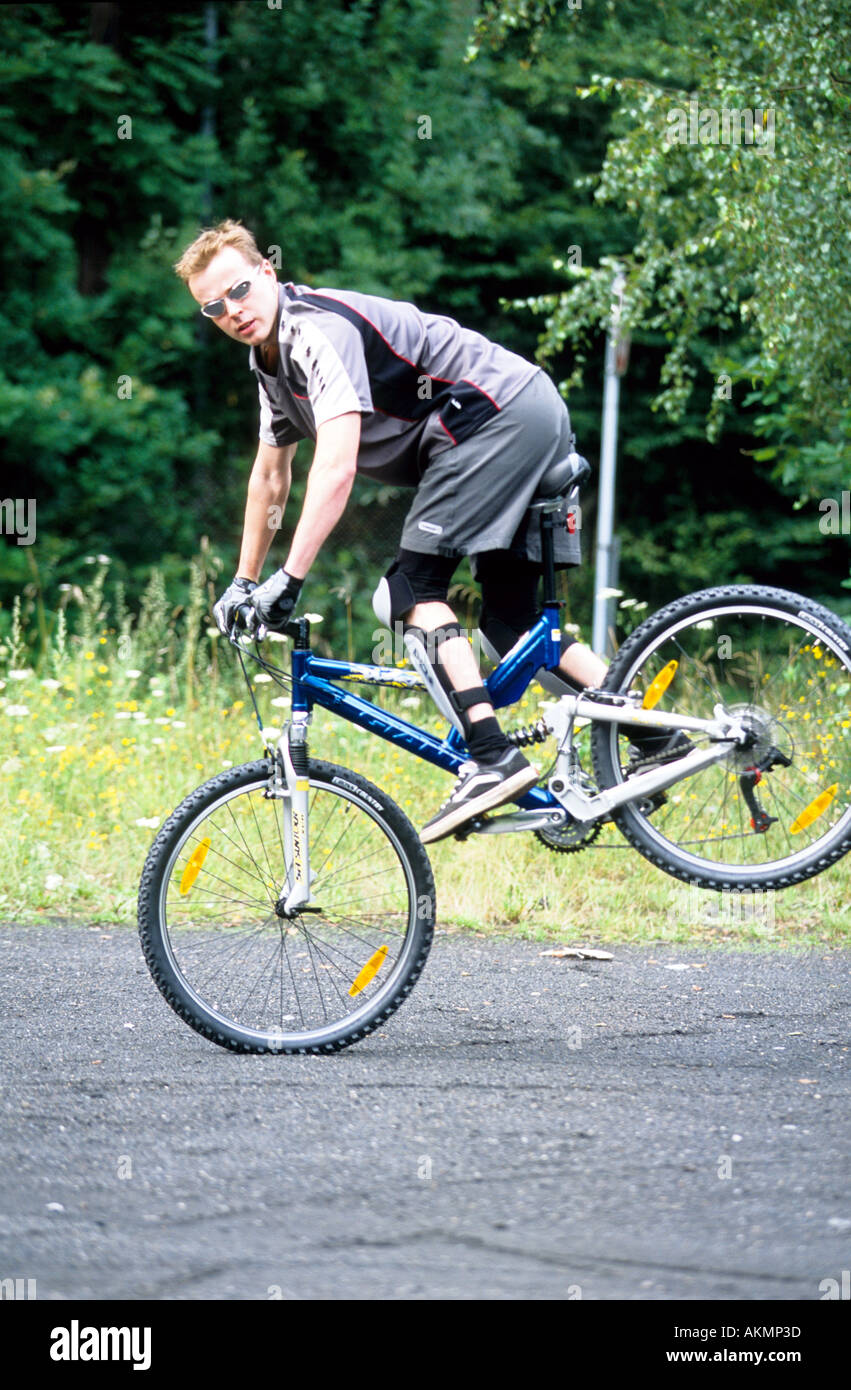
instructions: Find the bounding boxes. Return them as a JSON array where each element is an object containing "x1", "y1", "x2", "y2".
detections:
[{"x1": 175, "y1": 218, "x2": 617, "y2": 843}]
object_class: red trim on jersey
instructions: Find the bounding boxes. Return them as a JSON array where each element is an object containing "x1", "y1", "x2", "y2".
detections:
[
  {"x1": 461, "y1": 378, "x2": 501, "y2": 410},
  {"x1": 291, "y1": 287, "x2": 455, "y2": 389}
]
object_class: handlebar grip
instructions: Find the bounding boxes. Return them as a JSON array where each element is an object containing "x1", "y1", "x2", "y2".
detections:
[{"x1": 233, "y1": 601, "x2": 259, "y2": 637}]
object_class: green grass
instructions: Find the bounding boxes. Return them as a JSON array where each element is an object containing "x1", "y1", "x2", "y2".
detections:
[{"x1": 1, "y1": 568, "x2": 849, "y2": 947}]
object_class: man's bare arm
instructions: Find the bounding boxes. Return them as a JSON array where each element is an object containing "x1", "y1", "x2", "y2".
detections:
[
  {"x1": 236, "y1": 441, "x2": 297, "y2": 581},
  {"x1": 283, "y1": 413, "x2": 361, "y2": 580}
]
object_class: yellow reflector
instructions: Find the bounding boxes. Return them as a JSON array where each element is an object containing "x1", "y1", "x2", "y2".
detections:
[
  {"x1": 180, "y1": 837, "x2": 211, "y2": 895},
  {"x1": 296, "y1": 779, "x2": 310, "y2": 791},
  {"x1": 642, "y1": 660, "x2": 678, "y2": 709},
  {"x1": 790, "y1": 784, "x2": 838, "y2": 834},
  {"x1": 349, "y1": 944, "x2": 388, "y2": 997}
]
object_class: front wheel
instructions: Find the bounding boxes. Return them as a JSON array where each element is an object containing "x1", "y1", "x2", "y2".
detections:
[
  {"x1": 138, "y1": 759, "x2": 435, "y2": 1053},
  {"x1": 591, "y1": 585, "x2": 851, "y2": 890}
]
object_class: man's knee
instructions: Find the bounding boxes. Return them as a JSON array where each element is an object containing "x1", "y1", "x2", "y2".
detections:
[{"x1": 371, "y1": 549, "x2": 457, "y2": 627}]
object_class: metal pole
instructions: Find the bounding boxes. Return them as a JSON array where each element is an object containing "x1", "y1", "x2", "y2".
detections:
[{"x1": 592, "y1": 270, "x2": 626, "y2": 658}]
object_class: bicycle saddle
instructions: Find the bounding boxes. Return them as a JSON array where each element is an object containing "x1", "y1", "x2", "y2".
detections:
[{"x1": 532, "y1": 451, "x2": 591, "y2": 504}]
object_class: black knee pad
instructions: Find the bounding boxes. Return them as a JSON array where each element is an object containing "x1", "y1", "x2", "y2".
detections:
[{"x1": 372, "y1": 549, "x2": 459, "y2": 625}]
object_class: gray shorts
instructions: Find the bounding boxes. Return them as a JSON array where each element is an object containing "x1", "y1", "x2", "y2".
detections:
[{"x1": 399, "y1": 369, "x2": 582, "y2": 568}]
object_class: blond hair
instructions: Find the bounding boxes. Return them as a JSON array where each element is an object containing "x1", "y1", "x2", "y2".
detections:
[{"x1": 173, "y1": 218, "x2": 264, "y2": 283}]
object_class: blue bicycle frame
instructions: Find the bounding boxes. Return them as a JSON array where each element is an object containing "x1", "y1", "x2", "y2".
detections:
[{"x1": 287, "y1": 606, "x2": 565, "y2": 812}]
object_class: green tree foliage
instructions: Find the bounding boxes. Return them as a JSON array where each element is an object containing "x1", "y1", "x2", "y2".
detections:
[
  {"x1": 473, "y1": 0, "x2": 851, "y2": 496},
  {"x1": 1, "y1": 0, "x2": 630, "y2": 658},
  {"x1": 1, "y1": 0, "x2": 847, "y2": 670}
]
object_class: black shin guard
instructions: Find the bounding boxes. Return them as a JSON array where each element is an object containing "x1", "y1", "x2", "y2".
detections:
[{"x1": 403, "y1": 622, "x2": 498, "y2": 744}]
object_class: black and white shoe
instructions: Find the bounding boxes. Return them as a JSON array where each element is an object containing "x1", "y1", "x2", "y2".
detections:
[{"x1": 420, "y1": 748, "x2": 538, "y2": 845}]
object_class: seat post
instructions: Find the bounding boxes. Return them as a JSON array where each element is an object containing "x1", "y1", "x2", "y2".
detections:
[
  {"x1": 540, "y1": 511, "x2": 558, "y2": 607},
  {"x1": 529, "y1": 450, "x2": 590, "y2": 610}
]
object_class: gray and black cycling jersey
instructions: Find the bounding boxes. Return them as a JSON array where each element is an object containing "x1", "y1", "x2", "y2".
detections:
[{"x1": 249, "y1": 281, "x2": 539, "y2": 485}]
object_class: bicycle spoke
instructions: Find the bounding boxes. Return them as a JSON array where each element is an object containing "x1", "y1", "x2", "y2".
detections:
[
  {"x1": 597, "y1": 595, "x2": 851, "y2": 883},
  {"x1": 149, "y1": 764, "x2": 425, "y2": 1045}
]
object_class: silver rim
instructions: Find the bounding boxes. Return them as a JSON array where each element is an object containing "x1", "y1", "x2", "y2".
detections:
[
  {"x1": 606, "y1": 604, "x2": 851, "y2": 876},
  {"x1": 155, "y1": 773, "x2": 420, "y2": 1047}
]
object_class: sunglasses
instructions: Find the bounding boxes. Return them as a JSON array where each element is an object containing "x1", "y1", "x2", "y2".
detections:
[{"x1": 200, "y1": 263, "x2": 264, "y2": 318}]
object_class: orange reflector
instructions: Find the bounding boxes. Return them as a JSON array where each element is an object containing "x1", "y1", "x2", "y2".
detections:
[
  {"x1": 642, "y1": 660, "x2": 678, "y2": 709},
  {"x1": 790, "y1": 784, "x2": 838, "y2": 835},
  {"x1": 349, "y1": 944, "x2": 388, "y2": 997},
  {"x1": 180, "y1": 837, "x2": 211, "y2": 895}
]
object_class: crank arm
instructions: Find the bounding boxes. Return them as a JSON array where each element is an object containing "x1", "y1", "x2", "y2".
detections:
[{"x1": 456, "y1": 808, "x2": 572, "y2": 838}]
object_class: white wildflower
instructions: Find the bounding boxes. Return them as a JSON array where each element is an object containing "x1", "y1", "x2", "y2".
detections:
[
  {"x1": 134, "y1": 817, "x2": 160, "y2": 829},
  {"x1": 253, "y1": 673, "x2": 273, "y2": 683},
  {"x1": 45, "y1": 874, "x2": 64, "y2": 891},
  {"x1": 41, "y1": 678, "x2": 62, "y2": 689},
  {"x1": 4, "y1": 705, "x2": 30, "y2": 717},
  {"x1": 8, "y1": 669, "x2": 33, "y2": 681}
]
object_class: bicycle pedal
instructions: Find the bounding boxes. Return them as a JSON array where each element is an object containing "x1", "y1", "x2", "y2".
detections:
[{"x1": 452, "y1": 817, "x2": 486, "y2": 841}]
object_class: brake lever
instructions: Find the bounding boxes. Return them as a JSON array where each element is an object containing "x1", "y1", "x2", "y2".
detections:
[{"x1": 230, "y1": 602, "x2": 266, "y2": 646}]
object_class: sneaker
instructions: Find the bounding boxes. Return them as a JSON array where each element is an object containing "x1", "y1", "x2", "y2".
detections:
[
  {"x1": 626, "y1": 729, "x2": 693, "y2": 776},
  {"x1": 420, "y1": 747, "x2": 538, "y2": 844}
]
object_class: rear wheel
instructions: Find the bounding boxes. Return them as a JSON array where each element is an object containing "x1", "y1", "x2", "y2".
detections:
[
  {"x1": 138, "y1": 759, "x2": 435, "y2": 1053},
  {"x1": 590, "y1": 585, "x2": 851, "y2": 889}
]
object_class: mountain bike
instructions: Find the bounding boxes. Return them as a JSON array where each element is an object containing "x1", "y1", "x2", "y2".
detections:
[{"x1": 138, "y1": 455, "x2": 851, "y2": 1054}]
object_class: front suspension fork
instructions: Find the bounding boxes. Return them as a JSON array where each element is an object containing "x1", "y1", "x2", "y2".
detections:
[{"x1": 267, "y1": 716, "x2": 314, "y2": 915}]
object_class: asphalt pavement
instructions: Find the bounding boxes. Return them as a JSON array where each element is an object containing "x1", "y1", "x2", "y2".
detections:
[{"x1": 0, "y1": 923, "x2": 848, "y2": 1300}]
